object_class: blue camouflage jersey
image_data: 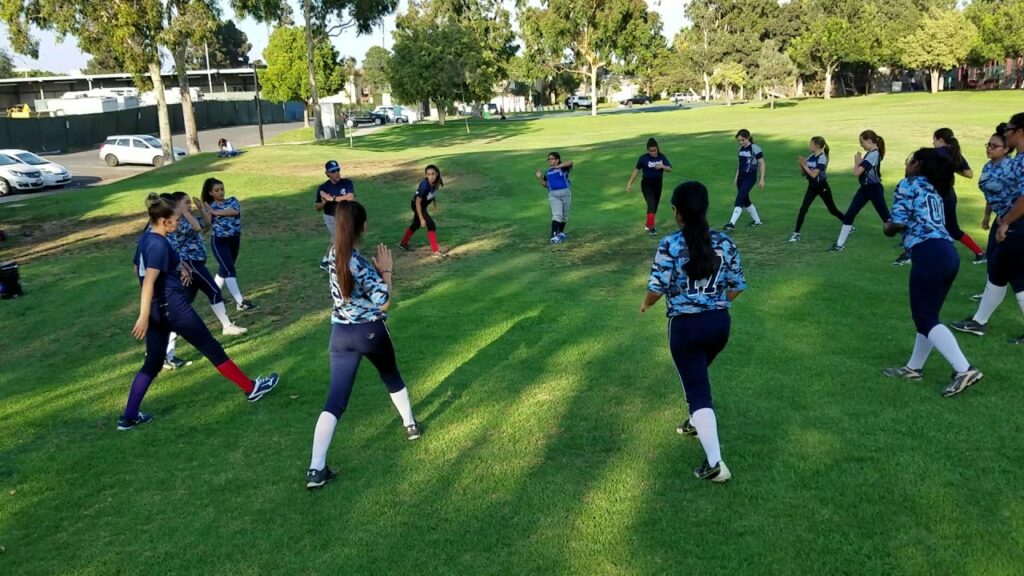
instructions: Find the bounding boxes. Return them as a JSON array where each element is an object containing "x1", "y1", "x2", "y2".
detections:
[
  {"x1": 1011, "y1": 152, "x2": 1024, "y2": 196},
  {"x1": 805, "y1": 152, "x2": 828, "y2": 183},
  {"x1": 545, "y1": 166, "x2": 571, "y2": 191},
  {"x1": 890, "y1": 176, "x2": 952, "y2": 250},
  {"x1": 329, "y1": 246, "x2": 390, "y2": 324},
  {"x1": 648, "y1": 229, "x2": 746, "y2": 316},
  {"x1": 738, "y1": 144, "x2": 763, "y2": 177},
  {"x1": 858, "y1": 149, "x2": 882, "y2": 186},
  {"x1": 210, "y1": 197, "x2": 241, "y2": 237},
  {"x1": 979, "y1": 159, "x2": 1020, "y2": 219},
  {"x1": 168, "y1": 216, "x2": 207, "y2": 261}
]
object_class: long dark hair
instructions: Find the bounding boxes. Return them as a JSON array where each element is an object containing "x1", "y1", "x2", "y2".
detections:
[
  {"x1": 933, "y1": 127, "x2": 963, "y2": 168},
  {"x1": 333, "y1": 201, "x2": 368, "y2": 299},
  {"x1": 995, "y1": 123, "x2": 1013, "y2": 153},
  {"x1": 735, "y1": 129, "x2": 753, "y2": 144},
  {"x1": 425, "y1": 164, "x2": 444, "y2": 188},
  {"x1": 910, "y1": 148, "x2": 955, "y2": 199},
  {"x1": 860, "y1": 130, "x2": 885, "y2": 160},
  {"x1": 646, "y1": 137, "x2": 660, "y2": 154},
  {"x1": 811, "y1": 136, "x2": 830, "y2": 157},
  {"x1": 145, "y1": 192, "x2": 177, "y2": 223},
  {"x1": 200, "y1": 178, "x2": 224, "y2": 205},
  {"x1": 1006, "y1": 113, "x2": 1024, "y2": 149},
  {"x1": 671, "y1": 181, "x2": 716, "y2": 280}
]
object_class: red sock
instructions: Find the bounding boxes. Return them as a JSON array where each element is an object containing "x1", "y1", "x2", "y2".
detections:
[
  {"x1": 427, "y1": 231, "x2": 440, "y2": 253},
  {"x1": 646, "y1": 213, "x2": 655, "y2": 228},
  {"x1": 216, "y1": 360, "x2": 254, "y2": 394},
  {"x1": 960, "y1": 233, "x2": 983, "y2": 256},
  {"x1": 401, "y1": 228, "x2": 414, "y2": 245}
]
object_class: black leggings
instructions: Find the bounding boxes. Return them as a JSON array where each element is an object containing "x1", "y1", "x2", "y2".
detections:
[
  {"x1": 408, "y1": 199, "x2": 436, "y2": 232},
  {"x1": 943, "y1": 190, "x2": 965, "y2": 241},
  {"x1": 641, "y1": 178, "x2": 663, "y2": 214},
  {"x1": 323, "y1": 321, "x2": 407, "y2": 418},
  {"x1": 141, "y1": 299, "x2": 228, "y2": 377},
  {"x1": 211, "y1": 235, "x2": 241, "y2": 278},
  {"x1": 183, "y1": 260, "x2": 224, "y2": 305},
  {"x1": 794, "y1": 180, "x2": 845, "y2": 233},
  {"x1": 668, "y1": 310, "x2": 731, "y2": 413},
  {"x1": 989, "y1": 221, "x2": 1024, "y2": 292},
  {"x1": 843, "y1": 184, "x2": 890, "y2": 225}
]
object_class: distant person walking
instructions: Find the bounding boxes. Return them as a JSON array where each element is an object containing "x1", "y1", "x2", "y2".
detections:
[
  {"x1": 831, "y1": 130, "x2": 889, "y2": 252},
  {"x1": 789, "y1": 136, "x2": 845, "y2": 242},
  {"x1": 626, "y1": 138, "x2": 673, "y2": 237},
  {"x1": 724, "y1": 129, "x2": 765, "y2": 231}
]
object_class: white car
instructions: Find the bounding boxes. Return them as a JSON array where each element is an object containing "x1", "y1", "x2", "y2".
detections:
[
  {"x1": 0, "y1": 154, "x2": 44, "y2": 196},
  {"x1": 99, "y1": 135, "x2": 186, "y2": 167},
  {"x1": 0, "y1": 149, "x2": 72, "y2": 187},
  {"x1": 567, "y1": 95, "x2": 593, "y2": 110}
]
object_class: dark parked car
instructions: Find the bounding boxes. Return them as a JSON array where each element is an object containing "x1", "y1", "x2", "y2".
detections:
[
  {"x1": 344, "y1": 110, "x2": 389, "y2": 127},
  {"x1": 619, "y1": 95, "x2": 652, "y2": 106}
]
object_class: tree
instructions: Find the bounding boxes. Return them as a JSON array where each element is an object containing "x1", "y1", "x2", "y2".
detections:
[
  {"x1": 0, "y1": 49, "x2": 13, "y2": 78},
  {"x1": 81, "y1": 52, "x2": 124, "y2": 75},
  {"x1": 966, "y1": 0, "x2": 1024, "y2": 63},
  {"x1": 788, "y1": 15, "x2": 869, "y2": 99},
  {"x1": 362, "y1": 46, "x2": 391, "y2": 95},
  {"x1": 187, "y1": 20, "x2": 252, "y2": 69},
  {"x1": 753, "y1": 40, "x2": 797, "y2": 109},
  {"x1": 899, "y1": 8, "x2": 979, "y2": 92},
  {"x1": 1, "y1": 0, "x2": 178, "y2": 161},
  {"x1": 616, "y1": 10, "x2": 668, "y2": 97},
  {"x1": 232, "y1": 0, "x2": 398, "y2": 141},
  {"x1": 711, "y1": 61, "x2": 746, "y2": 106},
  {"x1": 519, "y1": 0, "x2": 651, "y2": 116},
  {"x1": 162, "y1": 0, "x2": 219, "y2": 154},
  {"x1": 261, "y1": 26, "x2": 346, "y2": 125},
  {"x1": 389, "y1": 7, "x2": 480, "y2": 125}
]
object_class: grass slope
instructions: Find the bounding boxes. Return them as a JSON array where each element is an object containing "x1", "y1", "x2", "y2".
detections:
[{"x1": 1, "y1": 92, "x2": 1023, "y2": 575}]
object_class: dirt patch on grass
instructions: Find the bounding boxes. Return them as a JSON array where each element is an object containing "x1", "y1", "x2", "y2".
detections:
[{"x1": 0, "y1": 214, "x2": 146, "y2": 264}]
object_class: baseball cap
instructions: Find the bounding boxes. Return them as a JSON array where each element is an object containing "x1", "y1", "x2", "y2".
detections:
[{"x1": 325, "y1": 160, "x2": 340, "y2": 172}]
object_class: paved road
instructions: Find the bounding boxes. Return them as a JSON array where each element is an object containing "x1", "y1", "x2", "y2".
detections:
[{"x1": 0, "y1": 122, "x2": 304, "y2": 204}]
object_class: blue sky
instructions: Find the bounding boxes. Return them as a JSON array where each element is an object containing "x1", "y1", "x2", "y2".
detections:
[{"x1": 1, "y1": 0, "x2": 686, "y2": 75}]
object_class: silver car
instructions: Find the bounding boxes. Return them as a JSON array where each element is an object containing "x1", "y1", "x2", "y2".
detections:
[
  {"x1": 99, "y1": 135, "x2": 187, "y2": 167},
  {"x1": 0, "y1": 154, "x2": 44, "y2": 196},
  {"x1": 0, "y1": 149, "x2": 72, "y2": 187}
]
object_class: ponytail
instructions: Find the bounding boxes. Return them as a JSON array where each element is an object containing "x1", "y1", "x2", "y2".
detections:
[
  {"x1": 646, "y1": 137, "x2": 660, "y2": 154},
  {"x1": 910, "y1": 147, "x2": 954, "y2": 200},
  {"x1": 671, "y1": 182, "x2": 716, "y2": 280},
  {"x1": 200, "y1": 178, "x2": 223, "y2": 205},
  {"x1": 811, "y1": 136, "x2": 829, "y2": 157},
  {"x1": 933, "y1": 127, "x2": 963, "y2": 168},
  {"x1": 860, "y1": 130, "x2": 885, "y2": 160},
  {"x1": 145, "y1": 192, "x2": 177, "y2": 223},
  {"x1": 333, "y1": 201, "x2": 368, "y2": 299}
]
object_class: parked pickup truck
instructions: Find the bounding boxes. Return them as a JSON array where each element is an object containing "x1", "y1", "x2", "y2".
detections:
[{"x1": 566, "y1": 95, "x2": 593, "y2": 110}]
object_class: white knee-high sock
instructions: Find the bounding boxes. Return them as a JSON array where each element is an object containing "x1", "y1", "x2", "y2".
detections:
[
  {"x1": 224, "y1": 278, "x2": 244, "y2": 304},
  {"x1": 927, "y1": 325, "x2": 971, "y2": 373},
  {"x1": 1017, "y1": 291, "x2": 1024, "y2": 316},
  {"x1": 210, "y1": 302, "x2": 233, "y2": 328},
  {"x1": 729, "y1": 207, "x2": 742, "y2": 225},
  {"x1": 973, "y1": 281, "x2": 1008, "y2": 324},
  {"x1": 165, "y1": 332, "x2": 177, "y2": 359},
  {"x1": 309, "y1": 411, "x2": 339, "y2": 470},
  {"x1": 389, "y1": 388, "x2": 416, "y2": 426},
  {"x1": 690, "y1": 408, "x2": 722, "y2": 467},
  {"x1": 214, "y1": 274, "x2": 225, "y2": 289},
  {"x1": 907, "y1": 333, "x2": 933, "y2": 370},
  {"x1": 746, "y1": 204, "x2": 762, "y2": 223},
  {"x1": 837, "y1": 224, "x2": 853, "y2": 247}
]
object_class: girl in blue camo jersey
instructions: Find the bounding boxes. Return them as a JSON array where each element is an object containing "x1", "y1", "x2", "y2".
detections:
[
  {"x1": 882, "y1": 148, "x2": 982, "y2": 397},
  {"x1": 951, "y1": 117, "x2": 1024, "y2": 343},
  {"x1": 166, "y1": 192, "x2": 247, "y2": 336},
  {"x1": 642, "y1": 181, "x2": 746, "y2": 483},
  {"x1": 202, "y1": 178, "x2": 257, "y2": 311},
  {"x1": 305, "y1": 201, "x2": 421, "y2": 490}
]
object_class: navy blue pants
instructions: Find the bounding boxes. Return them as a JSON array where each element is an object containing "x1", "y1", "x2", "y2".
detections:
[
  {"x1": 734, "y1": 174, "x2": 756, "y2": 208},
  {"x1": 323, "y1": 321, "x2": 407, "y2": 418},
  {"x1": 989, "y1": 220, "x2": 1024, "y2": 292},
  {"x1": 211, "y1": 234, "x2": 241, "y2": 278},
  {"x1": 668, "y1": 309, "x2": 731, "y2": 412},
  {"x1": 141, "y1": 297, "x2": 228, "y2": 377},
  {"x1": 183, "y1": 260, "x2": 224, "y2": 305},
  {"x1": 943, "y1": 190, "x2": 965, "y2": 241},
  {"x1": 641, "y1": 178, "x2": 663, "y2": 214},
  {"x1": 843, "y1": 184, "x2": 890, "y2": 226},
  {"x1": 408, "y1": 199, "x2": 436, "y2": 232},
  {"x1": 908, "y1": 239, "x2": 959, "y2": 335},
  {"x1": 794, "y1": 180, "x2": 845, "y2": 232}
]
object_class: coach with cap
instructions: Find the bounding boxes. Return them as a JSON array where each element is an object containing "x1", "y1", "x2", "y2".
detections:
[{"x1": 316, "y1": 159, "x2": 355, "y2": 271}]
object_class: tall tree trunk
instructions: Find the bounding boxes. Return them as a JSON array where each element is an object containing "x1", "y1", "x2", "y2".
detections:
[
  {"x1": 173, "y1": 47, "x2": 200, "y2": 154},
  {"x1": 703, "y1": 73, "x2": 711, "y2": 101},
  {"x1": 796, "y1": 76, "x2": 804, "y2": 97},
  {"x1": 437, "y1": 101, "x2": 446, "y2": 126},
  {"x1": 148, "y1": 63, "x2": 175, "y2": 163},
  {"x1": 739, "y1": 85, "x2": 745, "y2": 100},
  {"x1": 824, "y1": 65, "x2": 835, "y2": 100},
  {"x1": 931, "y1": 69, "x2": 940, "y2": 93},
  {"x1": 770, "y1": 93, "x2": 775, "y2": 110},
  {"x1": 589, "y1": 66, "x2": 598, "y2": 117},
  {"x1": 303, "y1": 0, "x2": 324, "y2": 141}
]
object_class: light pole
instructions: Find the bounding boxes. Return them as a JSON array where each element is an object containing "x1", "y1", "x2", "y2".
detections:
[
  {"x1": 204, "y1": 42, "x2": 213, "y2": 94},
  {"x1": 252, "y1": 60, "x2": 265, "y2": 146}
]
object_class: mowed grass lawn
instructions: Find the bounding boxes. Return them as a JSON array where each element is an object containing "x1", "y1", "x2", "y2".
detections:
[{"x1": 2, "y1": 92, "x2": 1023, "y2": 575}]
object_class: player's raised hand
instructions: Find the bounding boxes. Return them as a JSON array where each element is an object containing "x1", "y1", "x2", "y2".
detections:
[{"x1": 374, "y1": 244, "x2": 393, "y2": 272}]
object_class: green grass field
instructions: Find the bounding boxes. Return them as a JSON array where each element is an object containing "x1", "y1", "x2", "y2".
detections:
[{"x1": 2, "y1": 92, "x2": 1023, "y2": 575}]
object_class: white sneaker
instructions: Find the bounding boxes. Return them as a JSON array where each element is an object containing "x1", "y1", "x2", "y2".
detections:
[
  {"x1": 223, "y1": 324, "x2": 248, "y2": 336},
  {"x1": 788, "y1": 232, "x2": 801, "y2": 242}
]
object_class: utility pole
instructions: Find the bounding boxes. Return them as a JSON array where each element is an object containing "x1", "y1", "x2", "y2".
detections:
[
  {"x1": 204, "y1": 42, "x2": 213, "y2": 94},
  {"x1": 253, "y1": 62, "x2": 264, "y2": 146}
]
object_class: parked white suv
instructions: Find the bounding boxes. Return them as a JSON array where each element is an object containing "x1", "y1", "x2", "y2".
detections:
[
  {"x1": 0, "y1": 149, "x2": 72, "y2": 187},
  {"x1": 0, "y1": 154, "x2": 45, "y2": 196},
  {"x1": 567, "y1": 95, "x2": 593, "y2": 110},
  {"x1": 99, "y1": 135, "x2": 187, "y2": 167}
]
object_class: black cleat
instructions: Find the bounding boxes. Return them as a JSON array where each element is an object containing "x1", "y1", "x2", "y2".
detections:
[
  {"x1": 163, "y1": 356, "x2": 193, "y2": 371},
  {"x1": 892, "y1": 252, "x2": 911, "y2": 266},
  {"x1": 1010, "y1": 335, "x2": 1024, "y2": 345},
  {"x1": 236, "y1": 299, "x2": 258, "y2": 311},
  {"x1": 882, "y1": 366, "x2": 923, "y2": 381},
  {"x1": 306, "y1": 467, "x2": 337, "y2": 490},
  {"x1": 723, "y1": 223, "x2": 735, "y2": 232},
  {"x1": 747, "y1": 220, "x2": 763, "y2": 227},
  {"x1": 973, "y1": 254, "x2": 987, "y2": 265},
  {"x1": 942, "y1": 367, "x2": 983, "y2": 398},
  {"x1": 676, "y1": 419, "x2": 697, "y2": 436},
  {"x1": 117, "y1": 412, "x2": 154, "y2": 431},
  {"x1": 398, "y1": 243, "x2": 411, "y2": 252},
  {"x1": 693, "y1": 460, "x2": 731, "y2": 483},
  {"x1": 828, "y1": 243, "x2": 845, "y2": 252},
  {"x1": 950, "y1": 319, "x2": 986, "y2": 336},
  {"x1": 247, "y1": 373, "x2": 280, "y2": 403},
  {"x1": 405, "y1": 422, "x2": 422, "y2": 440}
]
